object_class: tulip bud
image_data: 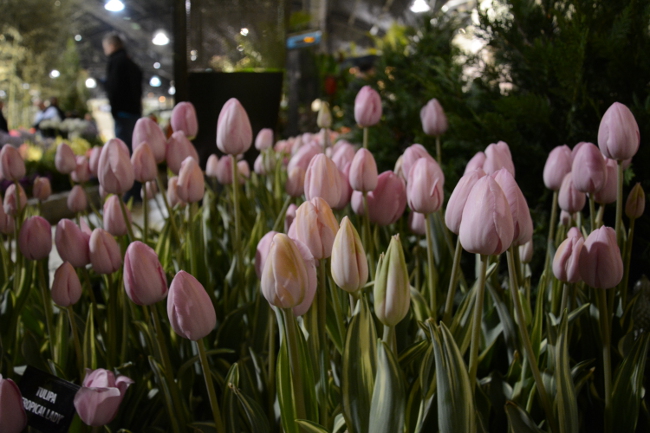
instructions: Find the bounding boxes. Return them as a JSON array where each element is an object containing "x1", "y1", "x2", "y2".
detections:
[
  {"x1": 74, "y1": 369, "x2": 133, "y2": 427},
  {"x1": 0, "y1": 144, "x2": 26, "y2": 181},
  {"x1": 598, "y1": 102, "x2": 640, "y2": 161},
  {"x1": 558, "y1": 173, "x2": 586, "y2": 213},
  {"x1": 330, "y1": 141, "x2": 356, "y2": 171},
  {"x1": 3, "y1": 183, "x2": 27, "y2": 216},
  {"x1": 334, "y1": 162, "x2": 353, "y2": 210},
  {"x1": 445, "y1": 169, "x2": 485, "y2": 234},
  {"x1": 288, "y1": 142, "x2": 321, "y2": 173},
  {"x1": 407, "y1": 158, "x2": 444, "y2": 214},
  {"x1": 141, "y1": 180, "x2": 158, "y2": 200},
  {"x1": 291, "y1": 197, "x2": 339, "y2": 260},
  {"x1": 408, "y1": 212, "x2": 427, "y2": 236},
  {"x1": 255, "y1": 128, "x2": 274, "y2": 151},
  {"x1": 55, "y1": 142, "x2": 77, "y2": 174},
  {"x1": 132, "y1": 142, "x2": 158, "y2": 182},
  {"x1": 459, "y1": 175, "x2": 514, "y2": 255},
  {"x1": 98, "y1": 139, "x2": 135, "y2": 194},
  {"x1": 571, "y1": 142, "x2": 607, "y2": 194},
  {"x1": 493, "y1": 169, "x2": 533, "y2": 246},
  {"x1": 519, "y1": 239, "x2": 533, "y2": 264},
  {"x1": 213, "y1": 155, "x2": 234, "y2": 185},
  {"x1": 171, "y1": 101, "x2": 198, "y2": 139},
  {"x1": 0, "y1": 203, "x2": 15, "y2": 235},
  {"x1": 349, "y1": 148, "x2": 378, "y2": 193},
  {"x1": 593, "y1": 158, "x2": 617, "y2": 205},
  {"x1": 67, "y1": 185, "x2": 88, "y2": 213},
  {"x1": 237, "y1": 160, "x2": 250, "y2": 184},
  {"x1": 626, "y1": 182, "x2": 645, "y2": 219},
  {"x1": 394, "y1": 155, "x2": 405, "y2": 179},
  {"x1": 483, "y1": 141, "x2": 515, "y2": 177},
  {"x1": 464, "y1": 151, "x2": 486, "y2": 174},
  {"x1": 124, "y1": 241, "x2": 168, "y2": 305},
  {"x1": 33, "y1": 176, "x2": 52, "y2": 201},
  {"x1": 88, "y1": 146, "x2": 102, "y2": 177},
  {"x1": 351, "y1": 170, "x2": 407, "y2": 226},
  {"x1": 331, "y1": 217, "x2": 368, "y2": 293},
  {"x1": 354, "y1": 85, "x2": 382, "y2": 127},
  {"x1": 167, "y1": 271, "x2": 216, "y2": 340},
  {"x1": 374, "y1": 235, "x2": 410, "y2": 326},
  {"x1": 89, "y1": 229, "x2": 122, "y2": 275},
  {"x1": 285, "y1": 203, "x2": 297, "y2": 233},
  {"x1": 103, "y1": 195, "x2": 131, "y2": 237},
  {"x1": 133, "y1": 117, "x2": 167, "y2": 163},
  {"x1": 553, "y1": 233, "x2": 584, "y2": 283},
  {"x1": 167, "y1": 176, "x2": 186, "y2": 208},
  {"x1": 71, "y1": 156, "x2": 91, "y2": 183},
  {"x1": 578, "y1": 226, "x2": 623, "y2": 289},
  {"x1": 205, "y1": 154, "x2": 219, "y2": 178},
  {"x1": 317, "y1": 102, "x2": 332, "y2": 128},
  {"x1": 256, "y1": 231, "x2": 278, "y2": 278},
  {"x1": 420, "y1": 98, "x2": 448, "y2": 136},
  {"x1": 286, "y1": 166, "x2": 305, "y2": 198},
  {"x1": 401, "y1": 144, "x2": 434, "y2": 180},
  {"x1": 19, "y1": 216, "x2": 52, "y2": 260},
  {"x1": 51, "y1": 262, "x2": 83, "y2": 306},
  {"x1": 176, "y1": 157, "x2": 204, "y2": 203},
  {"x1": 216, "y1": 98, "x2": 253, "y2": 155},
  {"x1": 304, "y1": 154, "x2": 342, "y2": 208},
  {"x1": 543, "y1": 145, "x2": 572, "y2": 191},
  {"x1": 289, "y1": 238, "x2": 318, "y2": 316},
  {"x1": 261, "y1": 233, "x2": 310, "y2": 310},
  {"x1": 0, "y1": 374, "x2": 28, "y2": 433},
  {"x1": 560, "y1": 210, "x2": 573, "y2": 226},
  {"x1": 166, "y1": 131, "x2": 198, "y2": 175},
  {"x1": 55, "y1": 219, "x2": 90, "y2": 267}
]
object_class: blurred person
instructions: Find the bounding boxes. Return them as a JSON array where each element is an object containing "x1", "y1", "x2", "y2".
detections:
[
  {"x1": 33, "y1": 99, "x2": 61, "y2": 138},
  {"x1": 0, "y1": 99, "x2": 7, "y2": 133},
  {"x1": 49, "y1": 97, "x2": 66, "y2": 121}
]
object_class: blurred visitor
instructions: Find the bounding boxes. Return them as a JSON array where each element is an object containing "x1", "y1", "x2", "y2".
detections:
[
  {"x1": 49, "y1": 97, "x2": 66, "y2": 121},
  {"x1": 33, "y1": 99, "x2": 61, "y2": 138},
  {"x1": 0, "y1": 99, "x2": 7, "y2": 133}
]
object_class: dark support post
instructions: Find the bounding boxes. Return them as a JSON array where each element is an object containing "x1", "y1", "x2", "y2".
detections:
[{"x1": 173, "y1": 0, "x2": 188, "y2": 102}]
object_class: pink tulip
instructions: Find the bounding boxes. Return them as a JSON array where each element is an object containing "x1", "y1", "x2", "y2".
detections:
[
  {"x1": 167, "y1": 271, "x2": 216, "y2": 340},
  {"x1": 351, "y1": 170, "x2": 407, "y2": 226},
  {"x1": 0, "y1": 144, "x2": 25, "y2": 181},
  {"x1": 33, "y1": 176, "x2": 52, "y2": 201},
  {"x1": 420, "y1": 98, "x2": 448, "y2": 136},
  {"x1": 483, "y1": 141, "x2": 515, "y2": 177},
  {"x1": 334, "y1": 162, "x2": 353, "y2": 210},
  {"x1": 89, "y1": 229, "x2": 122, "y2": 275},
  {"x1": 216, "y1": 98, "x2": 253, "y2": 155},
  {"x1": 167, "y1": 176, "x2": 186, "y2": 208},
  {"x1": 349, "y1": 148, "x2": 378, "y2": 192},
  {"x1": 543, "y1": 145, "x2": 572, "y2": 191},
  {"x1": 593, "y1": 158, "x2": 618, "y2": 204},
  {"x1": 124, "y1": 241, "x2": 168, "y2": 305},
  {"x1": 254, "y1": 154, "x2": 269, "y2": 176},
  {"x1": 133, "y1": 117, "x2": 167, "y2": 163},
  {"x1": 289, "y1": 238, "x2": 317, "y2": 316},
  {"x1": 304, "y1": 154, "x2": 342, "y2": 208},
  {"x1": 18, "y1": 216, "x2": 51, "y2": 260},
  {"x1": 55, "y1": 219, "x2": 90, "y2": 267},
  {"x1": 51, "y1": 262, "x2": 83, "y2": 306},
  {"x1": 0, "y1": 374, "x2": 28, "y2": 433},
  {"x1": 74, "y1": 369, "x2": 133, "y2": 427},
  {"x1": 261, "y1": 233, "x2": 311, "y2": 310},
  {"x1": 213, "y1": 155, "x2": 233, "y2": 185},
  {"x1": 290, "y1": 197, "x2": 339, "y2": 260},
  {"x1": 464, "y1": 151, "x2": 486, "y2": 174},
  {"x1": 171, "y1": 101, "x2": 198, "y2": 139},
  {"x1": 458, "y1": 175, "x2": 514, "y2": 255},
  {"x1": 598, "y1": 102, "x2": 640, "y2": 161},
  {"x1": 274, "y1": 139, "x2": 290, "y2": 154},
  {"x1": 131, "y1": 142, "x2": 158, "y2": 182},
  {"x1": 519, "y1": 239, "x2": 533, "y2": 264},
  {"x1": 3, "y1": 183, "x2": 27, "y2": 216},
  {"x1": 354, "y1": 85, "x2": 382, "y2": 127},
  {"x1": 286, "y1": 166, "x2": 305, "y2": 197},
  {"x1": 571, "y1": 141, "x2": 587, "y2": 161},
  {"x1": 141, "y1": 180, "x2": 158, "y2": 200},
  {"x1": 558, "y1": 173, "x2": 586, "y2": 213},
  {"x1": 285, "y1": 203, "x2": 297, "y2": 233},
  {"x1": 255, "y1": 231, "x2": 278, "y2": 278},
  {"x1": 103, "y1": 195, "x2": 131, "y2": 237},
  {"x1": 0, "y1": 203, "x2": 15, "y2": 235},
  {"x1": 401, "y1": 144, "x2": 434, "y2": 180},
  {"x1": 205, "y1": 154, "x2": 219, "y2": 178},
  {"x1": 98, "y1": 139, "x2": 135, "y2": 195},
  {"x1": 560, "y1": 210, "x2": 573, "y2": 226},
  {"x1": 445, "y1": 168, "x2": 486, "y2": 234},
  {"x1": 331, "y1": 216, "x2": 368, "y2": 293},
  {"x1": 330, "y1": 141, "x2": 356, "y2": 171},
  {"x1": 55, "y1": 142, "x2": 76, "y2": 174},
  {"x1": 578, "y1": 226, "x2": 623, "y2": 289},
  {"x1": 408, "y1": 212, "x2": 427, "y2": 236},
  {"x1": 88, "y1": 146, "x2": 102, "y2": 177},
  {"x1": 71, "y1": 155, "x2": 91, "y2": 183},
  {"x1": 407, "y1": 158, "x2": 444, "y2": 214},
  {"x1": 493, "y1": 169, "x2": 533, "y2": 246},
  {"x1": 374, "y1": 235, "x2": 410, "y2": 327},
  {"x1": 571, "y1": 142, "x2": 607, "y2": 194},
  {"x1": 255, "y1": 128, "x2": 274, "y2": 150},
  {"x1": 553, "y1": 232, "x2": 584, "y2": 283},
  {"x1": 626, "y1": 183, "x2": 645, "y2": 219},
  {"x1": 166, "y1": 131, "x2": 198, "y2": 175},
  {"x1": 67, "y1": 185, "x2": 88, "y2": 213},
  {"x1": 177, "y1": 157, "x2": 205, "y2": 203},
  {"x1": 287, "y1": 141, "x2": 320, "y2": 173}
]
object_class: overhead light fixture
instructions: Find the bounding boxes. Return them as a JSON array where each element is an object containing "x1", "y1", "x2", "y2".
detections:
[
  {"x1": 50, "y1": 70, "x2": 60, "y2": 78},
  {"x1": 149, "y1": 76, "x2": 162, "y2": 87},
  {"x1": 410, "y1": 0, "x2": 430, "y2": 13},
  {"x1": 105, "y1": 0, "x2": 125, "y2": 12},
  {"x1": 153, "y1": 62, "x2": 161, "y2": 69},
  {"x1": 240, "y1": 28, "x2": 249, "y2": 36},
  {"x1": 152, "y1": 31, "x2": 170, "y2": 46},
  {"x1": 168, "y1": 85, "x2": 176, "y2": 96},
  {"x1": 85, "y1": 78, "x2": 97, "y2": 89},
  {"x1": 74, "y1": 34, "x2": 82, "y2": 42}
]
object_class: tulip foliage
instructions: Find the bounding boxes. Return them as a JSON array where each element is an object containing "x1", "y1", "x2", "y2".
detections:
[{"x1": 0, "y1": 96, "x2": 649, "y2": 433}]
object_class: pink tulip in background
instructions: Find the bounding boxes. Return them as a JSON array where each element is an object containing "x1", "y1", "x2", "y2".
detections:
[
  {"x1": 55, "y1": 142, "x2": 76, "y2": 174},
  {"x1": 354, "y1": 85, "x2": 382, "y2": 127},
  {"x1": 171, "y1": 101, "x2": 198, "y2": 139},
  {"x1": 0, "y1": 374, "x2": 28, "y2": 433},
  {"x1": 304, "y1": 154, "x2": 342, "y2": 208},
  {"x1": 0, "y1": 144, "x2": 25, "y2": 181},
  {"x1": 216, "y1": 98, "x2": 253, "y2": 155},
  {"x1": 51, "y1": 262, "x2": 83, "y2": 307},
  {"x1": 543, "y1": 145, "x2": 572, "y2": 191},
  {"x1": 334, "y1": 162, "x2": 353, "y2": 210},
  {"x1": 214, "y1": 155, "x2": 234, "y2": 184},
  {"x1": 493, "y1": 169, "x2": 533, "y2": 246},
  {"x1": 458, "y1": 175, "x2": 514, "y2": 256},
  {"x1": 401, "y1": 144, "x2": 434, "y2": 180},
  {"x1": 407, "y1": 157, "x2": 444, "y2": 214},
  {"x1": 3, "y1": 183, "x2": 27, "y2": 216},
  {"x1": 578, "y1": 226, "x2": 623, "y2": 289},
  {"x1": 420, "y1": 98, "x2": 448, "y2": 136},
  {"x1": 167, "y1": 271, "x2": 216, "y2": 340},
  {"x1": 330, "y1": 216, "x2": 368, "y2": 293},
  {"x1": 560, "y1": 210, "x2": 573, "y2": 226},
  {"x1": 98, "y1": 139, "x2": 135, "y2": 195},
  {"x1": 285, "y1": 203, "x2": 297, "y2": 233},
  {"x1": 464, "y1": 151, "x2": 486, "y2": 174},
  {"x1": 593, "y1": 158, "x2": 617, "y2": 204},
  {"x1": 408, "y1": 211, "x2": 427, "y2": 236},
  {"x1": 18, "y1": 215, "x2": 52, "y2": 260},
  {"x1": 445, "y1": 168, "x2": 485, "y2": 234},
  {"x1": 558, "y1": 173, "x2": 586, "y2": 213},
  {"x1": 103, "y1": 195, "x2": 132, "y2": 237},
  {"x1": 132, "y1": 142, "x2": 158, "y2": 182},
  {"x1": 88, "y1": 146, "x2": 102, "y2": 177},
  {"x1": 67, "y1": 185, "x2": 88, "y2": 213},
  {"x1": 626, "y1": 183, "x2": 645, "y2": 219},
  {"x1": 205, "y1": 154, "x2": 219, "y2": 178},
  {"x1": 133, "y1": 117, "x2": 167, "y2": 163},
  {"x1": 291, "y1": 197, "x2": 339, "y2": 260},
  {"x1": 287, "y1": 141, "x2": 320, "y2": 173},
  {"x1": 519, "y1": 239, "x2": 533, "y2": 264},
  {"x1": 74, "y1": 369, "x2": 133, "y2": 427},
  {"x1": 349, "y1": 148, "x2": 378, "y2": 192},
  {"x1": 89, "y1": 228, "x2": 122, "y2": 275},
  {"x1": 55, "y1": 219, "x2": 90, "y2": 267},
  {"x1": 167, "y1": 176, "x2": 186, "y2": 208},
  {"x1": 483, "y1": 141, "x2": 515, "y2": 177},
  {"x1": 166, "y1": 131, "x2": 198, "y2": 175},
  {"x1": 553, "y1": 231, "x2": 584, "y2": 283},
  {"x1": 177, "y1": 157, "x2": 205, "y2": 203},
  {"x1": 571, "y1": 142, "x2": 607, "y2": 194},
  {"x1": 285, "y1": 166, "x2": 305, "y2": 197},
  {"x1": 255, "y1": 128, "x2": 274, "y2": 150},
  {"x1": 330, "y1": 141, "x2": 356, "y2": 171},
  {"x1": 351, "y1": 170, "x2": 407, "y2": 226},
  {"x1": 33, "y1": 176, "x2": 52, "y2": 201},
  {"x1": 124, "y1": 241, "x2": 168, "y2": 305},
  {"x1": 0, "y1": 203, "x2": 15, "y2": 235},
  {"x1": 71, "y1": 155, "x2": 91, "y2": 183},
  {"x1": 141, "y1": 180, "x2": 158, "y2": 201},
  {"x1": 598, "y1": 102, "x2": 640, "y2": 161}
]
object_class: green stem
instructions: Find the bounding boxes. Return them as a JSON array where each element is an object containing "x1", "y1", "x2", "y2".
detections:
[
  {"x1": 67, "y1": 306, "x2": 84, "y2": 378},
  {"x1": 443, "y1": 236, "x2": 463, "y2": 325},
  {"x1": 196, "y1": 339, "x2": 226, "y2": 433},
  {"x1": 157, "y1": 172, "x2": 180, "y2": 242},
  {"x1": 382, "y1": 325, "x2": 397, "y2": 354},
  {"x1": 435, "y1": 135, "x2": 441, "y2": 165},
  {"x1": 362, "y1": 127, "x2": 368, "y2": 149},
  {"x1": 596, "y1": 288, "x2": 612, "y2": 431},
  {"x1": 117, "y1": 197, "x2": 135, "y2": 241},
  {"x1": 425, "y1": 213, "x2": 438, "y2": 318},
  {"x1": 281, "y1": 308, "x2": 307, "y2": 422},
  {"x1": 468, "y1": 254, "x2": 488, "y2": 390},
  {"x1": 544, "y1": 191, "x2": 559, "y2": 274},
  {"x1": 143, "y1": 186, "x2": 149, "y2": 244},
  {"x1": 615, "y1": 161, "x2": 624, "y2": 247},
  {"x1": 363, "y1": 193, "x2": 374, "y2": 276},
  {"x1": 38, "y1": 260, "x2": 55, "y2": 361},
  {"x1": 589, "y1": 195, "x2": 596, "y2": 233},
  {"x1": 106, "y1": 273, "x2": 117, "y2": 370},
  {"x1": 621, "y1": 219, "x2": 636, "y2": 309},
  {"x1": 267, "y1": 311, "x2": 276, "y2": 417},
  {"x1": 271, "y1": 196, "x2": 292, "y2": 233},
  {"x1": 318, "y1": 259, "x2": 329, "y2": 427},
  {"x1": 232, "y1": 156, "x2": 243, "y2": 278},
  {"x1": 596, "y1": 204, "x2": 605, "y2": 228},
  {"x1": 560, "y1": 283, "x2": 570, "y2": 314}
]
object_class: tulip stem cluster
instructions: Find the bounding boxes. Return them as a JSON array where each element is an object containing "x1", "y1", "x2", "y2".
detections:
[
  {"x1": 196, "y1": 338, "x2": 226, "y2": 433},
  {"x1": 443, "y1": 236, "x2": 463, "y2": 324},
  {"x1": 424, "y1": 213, "x2": 438, "y2": 317},
  {"x1": 596, "y1": 288, "x2": 613, "y2": 431},
  {"x1": 468, "y1": 254, "x2": 488, "y2": 390},
  {"x1": 37, "y1": 260, "x2": 56, "y2": 361},
  {"x1": 281, "y1": 307, "x2": 307, "y2": 422}
]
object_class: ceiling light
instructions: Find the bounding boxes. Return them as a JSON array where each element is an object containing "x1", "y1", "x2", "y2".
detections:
[
  {"x1": 410, "y1": 0, "x2": 430, "y2": 13},
  {"x1": 153, "y1": 62, "x2": 161, "y2": 69},
  {"x1": 50, "y1": 70, "x2": 60, "y2": 78},
  {"x1": 152, "y1": 31, "x2": 170, "y2": 46},
  {"x1": 168, "y1": 85, "x2": 176, "y2": 96},
  {"x1": 149, "y1": 76, "x2": 162, "y2": 87},
  {"x1": 85, "y1": 78, "x2": 97, "y2": 89},
  {"x1": 240, "y1": 28, "x2": 249, "y2": 36},
  {"x1": 74, "y1": 34, "x2": 82, "y2": 42},
  {"x1": 105, "y1": 0, "x2": 125, "y2": 12}
]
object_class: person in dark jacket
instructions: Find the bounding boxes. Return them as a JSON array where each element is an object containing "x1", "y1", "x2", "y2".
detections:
[{"x1": 0, "y1": 100, "x2": 8, "y2": 133}]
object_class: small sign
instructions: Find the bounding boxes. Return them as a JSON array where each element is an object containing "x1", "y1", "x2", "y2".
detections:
[
  {"x1": 18, "y1": 366, "x2": 80, "y2": 433},
  {"x1": 287, "y1": 30, "x2": 322, "y2": 49}
]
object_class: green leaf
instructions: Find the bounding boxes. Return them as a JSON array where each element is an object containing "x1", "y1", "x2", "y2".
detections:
[
  {"x1": 295, "y1": 419, "x2": 329, "y2": 433},
  {"x1": 504, "y1": 401, "x2": 545, "y2": 433},
  {"x1": 431, "y1": 321, "x2": 476, "y2": 433},
  {"x1": 82, "y1": 307, "x2": 96, "y2": 370},
  {"x1": 342, "y1": 295, "x2": 378, "y2": 433},
  {"x1": 368, "y1": 340, "x2": 406, "y2": 433},
  {"x1": 232, "y1": 385, "x2": 271, "y2": 433},
  {"x1": 554, "y1": 314, "x2": 578, "y2": 433},
  {"x1": 223, "y1": 363, "x2": 241, "y2": 433},
  {"x1": 610, "y1": 332, "x2": 650, "y2": 433}
]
